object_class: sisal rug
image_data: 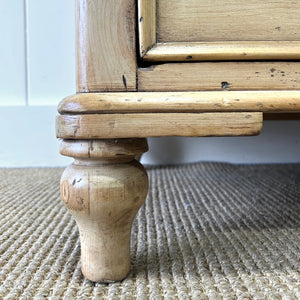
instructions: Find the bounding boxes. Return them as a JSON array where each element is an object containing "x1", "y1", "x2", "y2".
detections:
[{"x1": 0, "y1": 163, "x2": 299, "y2": 299}]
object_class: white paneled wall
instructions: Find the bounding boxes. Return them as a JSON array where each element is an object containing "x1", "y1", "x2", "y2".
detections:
[
  {"x1": 0, "y1": 1, "x2": 299, "y2": 167},
  {"x1": 0, "y1": 0, "x2": 26, "y2": 105},
  {"x1": 0, "y1": 0, "x2": 75, "y2": 107},
  {"x1": 0, "y1": 0, "x2": 75, "y2": 166},
  {"x1": 26, "y1": 0, "x2": 75, "y2": 105}
]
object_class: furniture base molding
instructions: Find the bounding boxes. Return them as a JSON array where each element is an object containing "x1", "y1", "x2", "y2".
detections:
[
  {"x1": 56, "y1": 112, "x2": 263, "y2": 139},
  {"x1": 58, "y1": 91, "x2": 300, "y2": 114},
  {"x1": 59, "y1": 139, "x2": 148, "y2": 282}
]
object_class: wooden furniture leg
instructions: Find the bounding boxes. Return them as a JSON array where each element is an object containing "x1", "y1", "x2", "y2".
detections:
[{"x1": 59, "y1": 139, "x2": 148, "y2": 282}]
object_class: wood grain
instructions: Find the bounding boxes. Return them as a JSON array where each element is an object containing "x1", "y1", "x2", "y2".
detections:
[
  {"x1": 143, "y1": 41, "x2": 300, "y2": 61},
  {"x1": 138, "y1": 62, "x2": 300, "y2": 91},
  {"x1": 156, "y1": 0, "x2": 300, "y2": 42},
  {"x1": 76, "y1": 0, "x2": 136, "y2": 92},
  {"x1": 58, "y1": 91, "x2": 300, "y2": 114},
  {"x1": 60, "y1": 139, "x2": 148, "y2": 282},
  {"x1": 60, "y1": 139, "x2": 148, "y2": 160},
  {"x1": 138, "y1": 0, "x2": 156, "y2": 57},
  {"x1": 56, "y1": 112, "x2": 263, "y2": 139}
]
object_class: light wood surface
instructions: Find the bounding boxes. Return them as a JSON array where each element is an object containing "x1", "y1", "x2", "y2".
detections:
[
  {"x1": 139, "y1": 0, "x2": 300, "y2": 61},
  {"x1": 138, "y1": 0, "x2": 156, "y2": 57},
  {"x1": 76, "y1": 0, "x2": 136, "y2": 92},
  {"x1": 58, "y1": 91, "x2": 300, "y2": 114},
  {"x1": 60, "y1": 139, "x2": 148, "y2": 282},
  {"x1": 139, "y1": 62, "x2": 300, "y2": 91},
  {"x1": 56, "y1": 112, "x2": 263, "y2": 139},
  {"x1": 143, "y1": 42, "x2": 300, "y2": 61},
  {"x1": 156, "y1": 0, "x2": 300, "y2": 42},
  {"x1": 60, "y1": 139, "x2": 148, "y2": 160}
]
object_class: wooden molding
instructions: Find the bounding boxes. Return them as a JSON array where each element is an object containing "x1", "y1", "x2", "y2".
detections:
[
  {"x1": 58, "y1": 91, "x2": 300, "y2": 114},
  {"x1": 138, "y1": 0, "x2": 156, "y2": 57},
  {"x1": 138, "y1": 0, "x2": 300, "y2": 61},
  {"x1": 56, "y1": 112, "x2": 263, "y2": 139},
  {"x1": 143, "y1": 41, "x2": 300, "y2": 62}
]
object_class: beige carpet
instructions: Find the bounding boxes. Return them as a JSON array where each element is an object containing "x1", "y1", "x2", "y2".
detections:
[{"x1": 0, "y1": 163, "x2": 299, "y2": 299}]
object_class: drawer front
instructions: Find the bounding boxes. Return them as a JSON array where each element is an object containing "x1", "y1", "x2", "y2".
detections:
[
  {"x1": 138, "y1": 0, "x2": 300, "y2": 61},
  {"x1": 157, "y1": 0, "x2": 300, "y2": 42}
]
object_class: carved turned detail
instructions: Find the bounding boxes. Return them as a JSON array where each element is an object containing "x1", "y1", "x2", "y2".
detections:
[{"x1": 60, "y1": 139, "x2": 148, "y2": 282}]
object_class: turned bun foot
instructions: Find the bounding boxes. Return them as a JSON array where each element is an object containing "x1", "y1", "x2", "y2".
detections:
[{"x1": 60, "y1": 139, "x2": 148, "y2": 282}]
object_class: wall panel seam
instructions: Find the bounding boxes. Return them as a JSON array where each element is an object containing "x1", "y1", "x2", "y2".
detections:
[{"x1": 23, "y1": 0, "x2": 29, "y2": 106}]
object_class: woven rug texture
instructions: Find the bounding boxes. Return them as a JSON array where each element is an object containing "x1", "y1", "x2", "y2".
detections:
[{"x1": 0, "y1": 163, "x2": 299, "y2": 299}]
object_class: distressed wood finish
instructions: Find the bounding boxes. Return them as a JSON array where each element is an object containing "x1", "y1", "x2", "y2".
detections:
[
  {"x1": 142, "y1": 42, "x2": 300, "y2": 61},
  {"x1": 138, "y1": 0, "x2": 156, "y2": 57},
  {"x1": 58, "y1": 91, "x2": 300, "y2": 114},
  {"x1": 76, "y1": 0, "x2": 136, "y2": 92},
  {"x1": 56, "y1": 112, "x2": 263, "y2": 139},
  {"x1": 57, "y1": 0, "x2": 300, "y2": 284},
  {"x1": 139, "y1": 0, "x2": 300, "y2": 61},
  {"x1": 156, "y1": 0, "x2": 300, "y2": 42},
  {"x1": 60, "y1": 139, "x2": 148, "y2": 282},
  {"x1": 138, "y1": 62, "x2": 300, "y2": 91}
]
